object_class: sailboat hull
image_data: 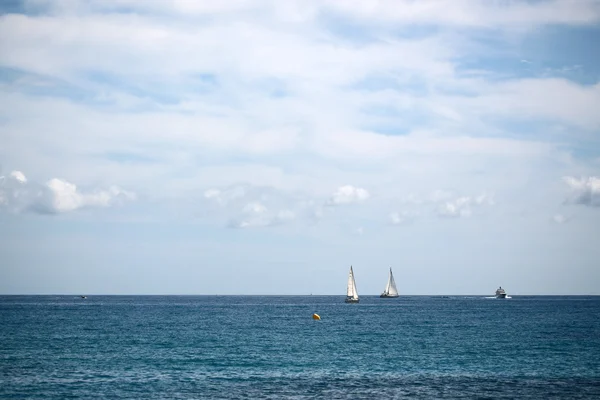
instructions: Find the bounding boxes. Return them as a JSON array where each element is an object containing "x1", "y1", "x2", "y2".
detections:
[
  {"x1": 345, "y1": 297, "x2": 360, "y2": 303},
  {"x1": 379, "y1": 294, "x2": 399, "y2": 298}
]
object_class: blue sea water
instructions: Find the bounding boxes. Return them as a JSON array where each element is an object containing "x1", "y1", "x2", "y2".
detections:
[{"x1": 1, "y1": 295, "x2": 600, "y2": 399}]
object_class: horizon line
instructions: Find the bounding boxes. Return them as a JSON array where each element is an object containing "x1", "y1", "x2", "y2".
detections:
[{"x1": 2, "y1": 294, "x2": 600, "y2": 297}]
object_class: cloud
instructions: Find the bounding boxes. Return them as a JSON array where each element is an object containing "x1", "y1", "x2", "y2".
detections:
[
  {"x1": 203, "y1": 184, "x2": 301, "y2": 228},
  {"x1": 202, "y1": 183, "x2": 372, "y2": 227},
  {"x1": 436, "y1": 193, "x2": 494, "y2": 218},
  {"x1": 203, "y1": 189, "x2": 221, "y2": 200},
  {"x1": 9, "y1": 170, "x2": 27, "y2": 183},
  {"x1": 0, "y1": 0, "x2": 598, "y2": 233},
  {"x1": 552, "y1": 213, "x2": 569, "y2": 224},
  {"x1": 0, "y1": 170, "x2": 135, "y2": 214},
  {"x1": 35, "y1": 178, "x2": 136, "y2": 214},
  {"x1": 322, "y1": 0, "x2": 600, "y2": 28},
  {"x1": 203, "y1": 187, "x2": 247, "y2": 205},
  {"x1": 563, "y1": 176, "x2": 600, "y2": 207},
  {"x1": 327, "y1": 185, "x2": 370, "y2": 206},
  {"x1": 390, "y1": 190, "x2": 493, "y2": 222},
  {"x1": 242, "y1": 201, "x2": 268, "y2": 214},
  {"x1": 0, "y1": 170, "x2": 29, "y2": 209},
  {"x1": 25, "y1": 0, "x2": 600, "y2": 30},
  {"x1": 230, "y1": 204, "x2": 295, "y2": 229},
  {"x1": 389, "y1": 210, "x2": 417, "y2": 225},
  {"x1": 429, "y1": 190, "x2": 454, "y2": 203}
]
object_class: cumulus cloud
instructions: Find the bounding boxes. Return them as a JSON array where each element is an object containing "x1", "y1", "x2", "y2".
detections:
[
  {"x1": 34, "y1": 178, "x2": 136, "y2": 214},
  {"x1": 436, "y1": 193, "x2": 494, "y2": 218},
  {"x1": 563, "y1": 176, "x2": 600, "y2": 207},
  {"x1": 327, "y1": 185, "x2": 370, "y2": 206},
  {"x1": 242, "y1": 202, "x2": 268, "y2": 214},
  {"x1": 9, "y1": 171, "x2": 27, "y2": 183},
  {"x1": 0, "y1": 170, "x2": 29, "y2": 209},
  {"x1": 203, "y1": 183, "x2": 372, "y2": 228},
  {"x1": 389, "y1": 210, "x2": 417, "y2": 225},
  {"x1": 0, "y1": 170, "x2": 135, "y2": 214},
  {"x1": 390, "y1": 190, "x2": 493, "y2": 221},
  {"x1": 230, "y1": 203, "x2": 295, "y2": 229},
  {"x1": 203, "y1": 184, "x2": 300, "y2": 228},
  {"x1": 203, "y1": 187, "x2": 247, "y2": 205}
]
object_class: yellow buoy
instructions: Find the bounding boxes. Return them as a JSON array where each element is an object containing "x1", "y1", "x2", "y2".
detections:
[{"x1": 312, "y1": 313, "x2": 321, "y2": 320}]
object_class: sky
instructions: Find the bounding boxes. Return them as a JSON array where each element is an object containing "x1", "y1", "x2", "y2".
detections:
[{"x1": 1, "y1": 0, "x2": 599, "y2": 295}]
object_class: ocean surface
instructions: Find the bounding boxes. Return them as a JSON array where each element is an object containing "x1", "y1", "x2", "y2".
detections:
[{"x1": 1, "y1": 295, "x2": 600, "y2": 399}]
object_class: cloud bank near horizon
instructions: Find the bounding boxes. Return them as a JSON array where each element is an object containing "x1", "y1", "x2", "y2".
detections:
[{"x1": 0, "y1": 170, "x2": 135, "y2": 214}]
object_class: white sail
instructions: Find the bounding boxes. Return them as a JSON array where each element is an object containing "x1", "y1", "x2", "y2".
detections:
[
  {"x1": 381, "y1": 267, "x2": 399, "y2": 297},
  {"x1": 387, "y1": 268, "x2": 399, "y2": 296},
  {"x1": 346, "y1": 266, "x2": 359, "y2": 300},
  {"x1": 383, "y1": 272, "x2": 390, "y2": 294}
]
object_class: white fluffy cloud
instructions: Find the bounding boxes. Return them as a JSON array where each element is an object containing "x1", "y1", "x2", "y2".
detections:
[
  {"x1": 389, "y1": 210, "x2": 417, "y2": 225},
  {"x1": 0, "y1": 170, "x2": 29, "y2": 209},
  {"x1": 203, "y1": 187, "x2": 247, "y2": 205},
  {"x1": 563, "y1": 176, "x2": 600, "y2": 207},
  {"x1": 203, "y1": 184, "x2": 300, "y2": 228},
  {"x1": 202, "y1": 183, "x2": 373, "y2": 227},
  {"x1": 9, "y1": 170, "x2": 27, "y2": 183},
  {"x1": 0, "y1": 170, "x2": 135, "y2": 214},
  {"x1": 437, "y1": 197, "x2": 475, "y2": 218},
  {"x1": 327, "y1": 185, "x2": 370, "y2": 206},
  {"x1": 436, "y1": 194, "x2": 494, "y2": 218},
  {"x1": 390, "y1": 191, "x2": 493, "y2": 222},
  {"x1": 232, "y1": 208, "x2": 295, "y2": 229},
  {"x1": 37, "y1": 178, "x2": 136, "y2": 214},
  {"x1": 242, "y1": 202, "x2": 268, "y2": 214},
  {"x1": 230, "y1": 201, "x2": 295, "y2": 229}
]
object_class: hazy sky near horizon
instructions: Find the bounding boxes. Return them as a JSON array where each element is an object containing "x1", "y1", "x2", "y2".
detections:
[{"x1": 1, "y1": 0, "x2": 600, "y2": 295}]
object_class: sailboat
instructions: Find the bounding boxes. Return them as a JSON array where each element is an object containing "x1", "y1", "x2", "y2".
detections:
[
  {"x1": 345, "y1": 266, "x2": 359, "y2": 303},
  {"x1": 380, "y1": 267, "x2": 399, "y2": 298}
]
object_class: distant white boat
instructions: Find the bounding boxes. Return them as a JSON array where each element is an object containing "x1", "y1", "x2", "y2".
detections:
[
  {"x1": 495, "y1": 287, "x2": 507, "y2": 299},
  {"x1": 345, "y1": 266, "x2": 359, "y2": 303},
  {"x1": 380, "y1": 267, "x2": 399, "y2": 298}
]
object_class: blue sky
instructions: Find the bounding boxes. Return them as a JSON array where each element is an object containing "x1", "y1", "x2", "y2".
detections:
[{"x1": 1, "y1": 0, "x2": 599, "y2": 295}]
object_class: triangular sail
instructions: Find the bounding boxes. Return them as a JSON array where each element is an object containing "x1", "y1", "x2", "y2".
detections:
[
  {"x1": 387, "y1": 268, "x2": 399, "y2": 296},
  {"x1": 382, "y1": 267, "x2": 399, "y2": 297},
  {"x1": 347, "y1": 266, "x2": 359, "y2": 300},
  {"x1": 383, "y1": 270, "x2": 390, "y2": 294}
]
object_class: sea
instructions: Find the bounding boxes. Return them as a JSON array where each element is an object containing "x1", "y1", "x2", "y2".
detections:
[{"x1": 1, "y1": 295, "x2": 600, "y2": 399}]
